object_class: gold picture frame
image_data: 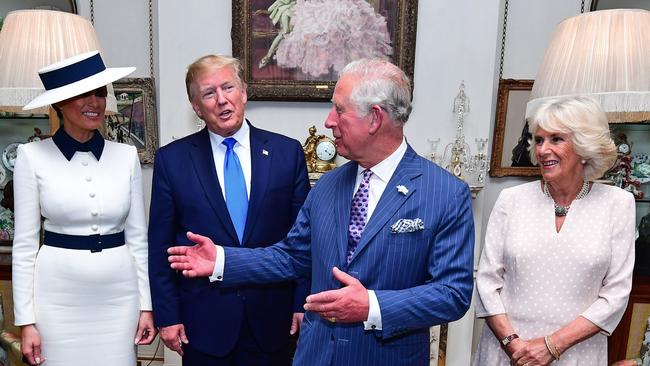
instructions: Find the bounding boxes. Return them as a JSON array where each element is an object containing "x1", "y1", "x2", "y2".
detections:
[
  {"x1": 103, "y1": 78, "x2": 159, "y2": 164},
  {"x1": 232, "y1": 0, "x2": 419, "y2": 101},
  {"x1": 489, "y1": 79, "x2": 540, "y2": 177},
  {"x1": 608, "y1": 276, "x2": 650, "y2": 364}
]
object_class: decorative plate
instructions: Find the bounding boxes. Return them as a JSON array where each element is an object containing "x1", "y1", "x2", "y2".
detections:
[
  {"x1": 2, "y1": 143, "x2": 20, "y2": 172},
  {"x1": 0, "y1": 164, "x2": 6, "y2": 189}
]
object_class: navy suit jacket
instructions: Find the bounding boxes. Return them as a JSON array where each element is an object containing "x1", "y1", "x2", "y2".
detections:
[
  {"x1": 148, "y1": 123, "x2": 310, "y2": 356},
  {"x1": 221, "y1": 145, "x2": 475, "y2": 365}
]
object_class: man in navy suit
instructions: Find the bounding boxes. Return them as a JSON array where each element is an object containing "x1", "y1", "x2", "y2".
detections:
[
  {"x1": 168, "y1": 58, "x2": 475, "y2": 365},
  {"x1": 148, "y1": 54, "x2": 310, "y2": 365}
]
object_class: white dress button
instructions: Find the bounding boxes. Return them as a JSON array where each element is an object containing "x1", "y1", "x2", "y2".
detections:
[
  {"x1": 85, "y1": 176, "x2": 92, "y2": 182},
  {"x1": 91, "y1": 211, "x2": 98, "y2": 217},
  {"x1": 89, "y1": 192, "x2": 96, "y2": 198},
  {"x1": 82, "y1": 161, "x2": 88, "y2": 166},
  {"x1": 91, "y1": 225, "x2": 98, "y2": 231}
]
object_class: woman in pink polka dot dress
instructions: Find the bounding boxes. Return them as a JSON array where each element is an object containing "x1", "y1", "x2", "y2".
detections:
[{"x1": 473, "y1": 96, "x2": 635, "y2": 365}]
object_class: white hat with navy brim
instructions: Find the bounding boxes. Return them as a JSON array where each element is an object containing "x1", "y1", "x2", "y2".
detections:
[{"x1": 23, "y1": 50, "x2": 135, "y2": 111}]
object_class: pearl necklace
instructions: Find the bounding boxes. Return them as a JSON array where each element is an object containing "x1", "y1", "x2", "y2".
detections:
[{"x1": 543, "y1": 181, "x2": 591, "y2": 217}]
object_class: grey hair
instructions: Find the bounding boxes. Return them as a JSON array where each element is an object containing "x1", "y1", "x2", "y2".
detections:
[
  {"x1": 185, "y1": 54, "x2": 246, "y2": 100},
  {"x1": 340, "y1": 58, "x2": 412, "y2": 125},
  {"x1": 528, "y1": 95, "x2": 617, "y2": 181}
]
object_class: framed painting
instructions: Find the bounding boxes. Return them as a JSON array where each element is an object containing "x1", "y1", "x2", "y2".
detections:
[
  {"x1": 232, "y1": 0, "x2": 419, "y2": 101},
  {"x1": 103, "y1": 78, "x2": 159, "y2": 164},
  {"x1": 489, "y1": 79, "x2": 540, "y2": 177},
  {"x1": 591, "y1": 0, "x2": 650, "y2": 11},
  {"x1": 609, "y1": 276, "x2": 650, "y2": 364},
  {"x1": 430, "y1": 324, "x2": 447, "y2": 366}
]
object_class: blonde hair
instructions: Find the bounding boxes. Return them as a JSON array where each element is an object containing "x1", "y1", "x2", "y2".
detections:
[
  {"x1": 528, "y1": 95, "x2": 617, "y2": 181},
  {"x1": 185, "y1": 54, "x2": 246, "y2": 100}
]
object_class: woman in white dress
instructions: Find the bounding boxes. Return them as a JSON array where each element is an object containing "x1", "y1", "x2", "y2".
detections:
[
  {"x1": 473, "y1": 96, "x2": 635, "y2": 365},
  {"x1": 12, "y1": 51, "x2": 156, "y2": 365}
]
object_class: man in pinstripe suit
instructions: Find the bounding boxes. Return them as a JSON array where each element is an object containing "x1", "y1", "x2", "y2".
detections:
[{"x1": 169, "y1": 58, "x2": 475, "y2": 366}]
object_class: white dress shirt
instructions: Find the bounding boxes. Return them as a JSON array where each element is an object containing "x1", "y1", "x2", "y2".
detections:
[
  {"x1": 208, "y1": 121, "x2": 252, "y2": 199},
  {"x1": 208, "y1": 121, "x2": 251, "y2": 272},
  {"x1": 356, "y1": 138, "x2": 407, "y2": 331},
  {"x1": 212, "y1": 137, "x2": 408, "y2": 331}
]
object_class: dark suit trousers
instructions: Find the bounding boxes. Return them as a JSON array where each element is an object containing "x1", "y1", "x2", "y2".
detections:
[{"x1": 182, "y1": 315, "x2": 290, "y2": 366}]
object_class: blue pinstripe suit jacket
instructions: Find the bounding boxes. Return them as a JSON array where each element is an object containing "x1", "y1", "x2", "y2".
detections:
[{"x1": 223, "y1": 145, "x2": 475, "y2": 365}]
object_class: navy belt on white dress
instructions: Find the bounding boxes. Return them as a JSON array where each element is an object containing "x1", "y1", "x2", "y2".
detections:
[{"x1": 43, "y1": 230, "x2": 125, "y2": 253}]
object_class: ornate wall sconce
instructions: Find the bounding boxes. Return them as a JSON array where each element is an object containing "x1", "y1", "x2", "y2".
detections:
[{"x1": 429, "y1": 82, "x2": 489, "y2": 198}]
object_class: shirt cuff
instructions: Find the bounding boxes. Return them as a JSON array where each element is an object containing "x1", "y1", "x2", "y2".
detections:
[
  {"x1": 363, "y1": 290, "x2": 382, "y2": 330},
  {"x1": 209, "y1": 245, "x2": 225, "y2": 282}
]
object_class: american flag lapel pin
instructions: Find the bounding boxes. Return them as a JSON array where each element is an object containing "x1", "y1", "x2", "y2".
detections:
[{"x1": 262, "y1": 149, "x2": 269, "y2": 156}]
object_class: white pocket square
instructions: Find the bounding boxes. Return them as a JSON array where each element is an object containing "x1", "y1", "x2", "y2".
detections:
[{"x1": 390, "y1": 218, "x2": 424, "y2": 234}]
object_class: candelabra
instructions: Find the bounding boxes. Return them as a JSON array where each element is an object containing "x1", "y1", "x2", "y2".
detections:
[{"x1": 429, "y1": 82, "x2": 489, "y2": 197}]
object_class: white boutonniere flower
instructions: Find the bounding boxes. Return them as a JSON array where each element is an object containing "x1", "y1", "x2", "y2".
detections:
[{"x1": 396, "y1": 185, "x2": 409, "y2": 195}]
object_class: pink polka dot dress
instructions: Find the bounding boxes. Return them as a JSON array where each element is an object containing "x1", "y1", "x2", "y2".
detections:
[{"x1": 473, "y1": 181, "x2": 636, "y2": 365}]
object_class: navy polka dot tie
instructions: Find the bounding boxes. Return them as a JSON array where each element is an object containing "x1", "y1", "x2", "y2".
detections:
[{"x1": 347, "y1": 169, "x2": 373, "y2": 263}]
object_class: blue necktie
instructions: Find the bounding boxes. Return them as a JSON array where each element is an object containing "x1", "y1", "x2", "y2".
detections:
[{"x1": 222, "y1": 137, "x2": 247, "y2": 244}]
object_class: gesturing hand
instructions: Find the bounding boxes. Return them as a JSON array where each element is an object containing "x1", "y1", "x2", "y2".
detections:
[
  {"x1": 303, "y1": 267, "x2": 369, "y2": 323},
  {"x1": 168, "y1": 231, "x2": 217, "y2": 277}
]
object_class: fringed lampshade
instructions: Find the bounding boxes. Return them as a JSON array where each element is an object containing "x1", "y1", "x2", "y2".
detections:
[
  {"x1": 0, "y1": 9, "x2": 119, "y2": 114},
  {"x1": 526, "y1": 9, "x2": 650, "y2": 123}
]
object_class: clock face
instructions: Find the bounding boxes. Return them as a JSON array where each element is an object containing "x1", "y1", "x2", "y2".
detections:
[
  {"x1": 618, "y1": 143, "x2": 630, "y2": 155},
  {"x1": 315, "y1": 139, "x2": 336, "y2": 161}
]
